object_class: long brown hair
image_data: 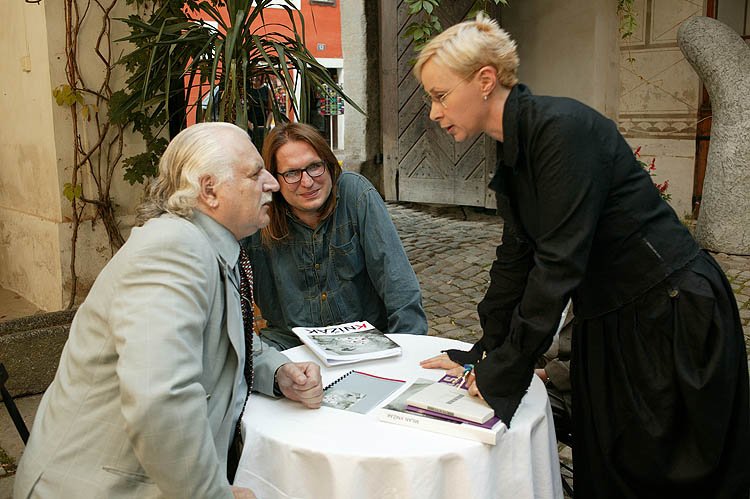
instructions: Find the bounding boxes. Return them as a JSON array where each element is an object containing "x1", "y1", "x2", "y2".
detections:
[{"x1": 260, "y1": 122, "x2": 343, "y2": 246}]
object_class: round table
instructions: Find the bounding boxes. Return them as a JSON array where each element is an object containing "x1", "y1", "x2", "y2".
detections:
[{"x1": 235, "y1": 334, "x2": 563, "y2": 499}]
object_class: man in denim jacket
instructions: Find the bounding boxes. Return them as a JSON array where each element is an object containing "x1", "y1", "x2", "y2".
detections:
[{"x1": 243, "y1": 123, "x2": 427, "y2": 350}]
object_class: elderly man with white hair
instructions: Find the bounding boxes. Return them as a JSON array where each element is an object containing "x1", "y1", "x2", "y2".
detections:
[{"x1": 14, "y1": 122, "x2": 323, "y2": 499}]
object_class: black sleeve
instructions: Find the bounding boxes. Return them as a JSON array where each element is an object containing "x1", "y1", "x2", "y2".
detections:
[
  {"x1": 473, "y1": 113, "x2": 612, "y2": 425},
  {"x1": 444, "y1": 178, "x2": 534, "y2": 365}
]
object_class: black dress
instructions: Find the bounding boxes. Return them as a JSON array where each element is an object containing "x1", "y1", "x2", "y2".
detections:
[{"x1": 447, "y1": 84, "x2": 750, "y2": 498}]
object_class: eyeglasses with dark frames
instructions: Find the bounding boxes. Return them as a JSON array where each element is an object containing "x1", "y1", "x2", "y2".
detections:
[
  {"x1": 421, "y1": 70, "x2": 478, "y2": 109},
  {"x1": 276, "y1": 161, "x2": 327, "y2": 184}
]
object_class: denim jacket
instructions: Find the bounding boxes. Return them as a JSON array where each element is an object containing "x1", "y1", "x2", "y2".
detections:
[{"x1": 244, "y1": 172, "x2": 427, "y2": 349}]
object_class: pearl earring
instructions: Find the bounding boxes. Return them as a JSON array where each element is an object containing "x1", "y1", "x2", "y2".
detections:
[{"x1": 483, "y1": 95, "x2": 488, "y2": 101}]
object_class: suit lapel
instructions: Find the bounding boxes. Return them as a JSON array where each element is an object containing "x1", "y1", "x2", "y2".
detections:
[
  {"x1": 190, "y1": 211, "x2": 245, "y2": 396},
  {"x1": 220, "y1": 261, "x2": 244, "y2": 382}
]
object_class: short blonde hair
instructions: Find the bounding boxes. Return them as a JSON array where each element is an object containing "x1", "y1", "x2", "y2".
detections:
[
  {"x1": 136, "y1": 122, "x2": 243, "y2": 224},
  {"x1": 414, "y1": 12, "x2": 519, "y2": 88}
]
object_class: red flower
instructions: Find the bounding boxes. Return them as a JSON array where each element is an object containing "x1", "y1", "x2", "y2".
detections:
[{"x1": 633, "y1": 146, "x2": 670, "y2": 201}]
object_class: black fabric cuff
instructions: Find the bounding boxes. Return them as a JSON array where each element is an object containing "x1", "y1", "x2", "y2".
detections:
[
  {"x1": 443, "y1": 342, "x2": 485, "y2": 365},
  {"x1": 482, "y1": 390, "x2": 526, "y2": 428}
]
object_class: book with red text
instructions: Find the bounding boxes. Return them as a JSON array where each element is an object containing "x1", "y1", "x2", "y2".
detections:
[{"x1": 292, "y1": 321, "x2": 402, "y2": 367}]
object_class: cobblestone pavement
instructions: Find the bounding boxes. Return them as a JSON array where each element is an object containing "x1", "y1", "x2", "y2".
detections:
[
  {"x1": 388, "y1": 202, "x2": 750, "y2": 362},
  {"x1": 390, "y1": 203, "x2": 500, "y2": 344}
]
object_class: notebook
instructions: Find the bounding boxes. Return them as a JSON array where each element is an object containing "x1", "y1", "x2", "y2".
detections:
[{"x1": 321, "y1": 370, "x2": 405, "y2": 414}]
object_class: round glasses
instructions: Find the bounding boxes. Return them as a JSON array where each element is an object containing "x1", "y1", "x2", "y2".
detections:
[
  {"x1": 277, "y1": 161, "x2": 327, "y2": 184},
  {"x1": 422, "y1": 70, "x2": 478, "y2": 109}
]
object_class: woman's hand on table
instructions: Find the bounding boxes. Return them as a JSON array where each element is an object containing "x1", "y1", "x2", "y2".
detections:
[
  {"x1": 420, "y1": 353, "x2": 485, "y2": 400},
  {"x1": 420, "y1": 352, "x2": 463, "y2": 375},
  {"x1": 276, "y1": 361, "x2": 323, "y2": 409}
]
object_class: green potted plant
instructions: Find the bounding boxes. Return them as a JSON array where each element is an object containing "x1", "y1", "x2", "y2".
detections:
[{"x1": 114, "y1": 0, "x2": 362, "y2": 182}]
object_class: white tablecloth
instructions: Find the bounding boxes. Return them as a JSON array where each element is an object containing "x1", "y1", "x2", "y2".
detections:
[{"x1": 235, "y1": 335, "x2": 563, "y2": 499}]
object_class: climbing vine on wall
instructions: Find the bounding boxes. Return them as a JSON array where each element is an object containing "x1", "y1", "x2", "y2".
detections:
[
  {"x1": 403, "y1": 0, "x2": 507, "y2": 52},
  {"x1": 56, "y1": 0, "x2": 130, "y2": 308},
  {"x1": 617, "y1": 0, "x2": 638, "y2": 40}
]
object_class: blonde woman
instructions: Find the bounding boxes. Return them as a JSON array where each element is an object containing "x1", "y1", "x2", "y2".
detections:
[{"x1": 417, "y1": 13, "x2": 749, "y2": 498}]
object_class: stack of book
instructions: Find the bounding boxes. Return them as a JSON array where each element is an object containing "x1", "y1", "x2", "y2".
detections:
[{"x1": 378, "y1": 374, "x2": 506, "y2": 445}]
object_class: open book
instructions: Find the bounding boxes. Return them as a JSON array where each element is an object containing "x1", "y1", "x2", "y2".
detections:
[
  {"x1": 378, "y1": 378, "x2": 506, "y2": 445},
  {"x1": 322, "y1": 370, "x2": 405, "y2": 414},
  {"x1": 292, "y1": 321, "x2": 402, "y2": 367}
]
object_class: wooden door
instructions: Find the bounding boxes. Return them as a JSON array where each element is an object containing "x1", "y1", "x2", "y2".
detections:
[{"x1": 380, "y1": 0, "x2": 498, "y2": 208}]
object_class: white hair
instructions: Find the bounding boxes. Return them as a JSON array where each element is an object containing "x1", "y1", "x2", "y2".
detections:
[{"x1": 137, "y1": 122, "x2": 248, "y2": 224}]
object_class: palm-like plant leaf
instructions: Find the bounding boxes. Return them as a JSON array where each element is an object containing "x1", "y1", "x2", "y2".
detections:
[{"x1": 116, "y1": 0, "x2": 362, "y2": 142}]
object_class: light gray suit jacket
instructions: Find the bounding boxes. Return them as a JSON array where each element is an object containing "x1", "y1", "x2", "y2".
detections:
[{"x1": 14, "y1": 212, "x2": 288, "y2": 498}]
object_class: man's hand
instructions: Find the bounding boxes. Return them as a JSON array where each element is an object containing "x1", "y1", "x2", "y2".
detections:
[
  {"x1": 231, "y1": 486, "x2": 257, "y2": 499},
  {"x1": 276, "y1": 362, "x2": 323, "y2": 408}
]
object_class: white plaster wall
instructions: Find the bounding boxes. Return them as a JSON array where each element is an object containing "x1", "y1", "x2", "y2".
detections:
[
  {"x1": 617, "y1": 0, "x2": 703, "y2": 219},
  {"x1": 0, "y1": 2, "x2": 65, "y2": 309},
  {"x1": 501, "y1": 0, "x2": 620, "y2": 119},
  {"x1": 0, "y1": 212, "x2": 63, "y2": 309},
  {"x1": 1, "y1": 1, "x2": 145, "y2": 310},
  {"x1": 623, "y1": 138, "x2": 696, "y2": 218}
]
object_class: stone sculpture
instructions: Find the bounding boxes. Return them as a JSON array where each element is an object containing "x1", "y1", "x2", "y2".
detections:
[{"x1": 678, "y1": 16, "x2": 750, "y2": 255}]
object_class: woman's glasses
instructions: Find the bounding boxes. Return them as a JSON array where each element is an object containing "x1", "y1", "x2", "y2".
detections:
[
  {"x1": 276, "y1": 161, "x2": 327, "y2": 184},
  {"x1": 422, "y1": 70, "x2": 478, "y2": 109}
]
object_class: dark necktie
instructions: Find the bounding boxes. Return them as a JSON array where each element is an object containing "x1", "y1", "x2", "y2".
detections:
[
  {"x1": 228, "y1": 248, "x2": 256, "y2": 481},
  {"x1": 237, "y1": 248, "x2": 255, "y2": 400},
  {"x1": 233, "y1": 248, "x2": 255, "y2": 452}
]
